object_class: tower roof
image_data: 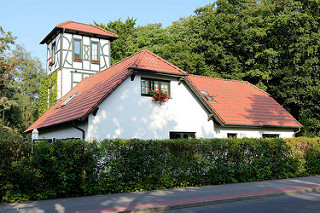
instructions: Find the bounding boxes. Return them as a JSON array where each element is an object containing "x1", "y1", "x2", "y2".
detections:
[{"x1": 40, "y1": 21, "x2": 118, "y2": 44}]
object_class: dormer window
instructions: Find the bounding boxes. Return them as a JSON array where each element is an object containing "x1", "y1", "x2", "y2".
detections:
[
  {"x1": 74, "y1": 39, "x2": 82, "y2": 61},
  {"x1": 141, "y1": 78, "x2": 170, "y2": 96}
]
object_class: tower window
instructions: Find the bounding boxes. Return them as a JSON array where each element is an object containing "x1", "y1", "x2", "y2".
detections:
[
  {"x1": 91, "y1": 42, "x2": 99, "y2": 61},
  {"x1": 74, "y1": 39, "x2": 81, "y2": 59},
  {"x1": 51, "y1": 42, "x2": 56, "y2": 63}
]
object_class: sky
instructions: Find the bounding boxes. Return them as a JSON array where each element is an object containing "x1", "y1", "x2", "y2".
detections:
[{"x1": 1, "y1": 0, "x2": 214, "y2": 66}]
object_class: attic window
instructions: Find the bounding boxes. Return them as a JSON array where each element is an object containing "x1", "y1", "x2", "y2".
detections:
[
  {"x1": 200, "y1": 90, "x2": 217, "y2": 103},
  {"x1": 58, "y1": 92, "x2": 80, "y2": 108},
  {"x1": 141, "y1": 78, "x2": 170, "y2": 95}
]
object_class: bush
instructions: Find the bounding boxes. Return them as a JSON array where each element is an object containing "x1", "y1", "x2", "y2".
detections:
[{"x1": 0, "y1": 136, "x2": 320, "y2": 203}]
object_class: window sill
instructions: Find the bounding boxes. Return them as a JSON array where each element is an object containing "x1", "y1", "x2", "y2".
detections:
[{"x1": 91, "y1": 60, "x2": 100, "y2": 64}]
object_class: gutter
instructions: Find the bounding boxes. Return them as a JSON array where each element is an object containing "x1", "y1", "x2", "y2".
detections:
[
  {"x1": 73, "y1": 122, "x2": 85, "y2": 140},
  {"x1": 294, "y1": 127, "x2": 302, "y2": 137}
]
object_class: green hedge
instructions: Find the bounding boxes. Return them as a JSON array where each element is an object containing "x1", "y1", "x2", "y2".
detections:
[{"x1": 1, "y1": 137, "x2": 320, "y2": 203}]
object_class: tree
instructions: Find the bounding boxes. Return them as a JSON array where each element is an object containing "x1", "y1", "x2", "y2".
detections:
[
  {"x1": 8, "y1": 45, "x2": 45, "y2": 131},
  {"x1": 95, "y1": 18, "x2": 137, "y2": 64},
  {"x1": 0, "y1": 26, "x2": 16, "y2": 124},
  {"x1": 0, "y1": 26, "x2": 45, "y2": 133}
]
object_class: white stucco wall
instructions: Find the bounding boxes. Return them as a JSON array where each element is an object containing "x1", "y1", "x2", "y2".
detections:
[
  {"x1": 213, "y1": 124, "x2": 295, "y2": 138},
  {"x1": 87, "y1": 74, "x2": 215, "y2": 140},
  {"x1": 38, "y1": 121, "x2": 88, "y2": 140}
]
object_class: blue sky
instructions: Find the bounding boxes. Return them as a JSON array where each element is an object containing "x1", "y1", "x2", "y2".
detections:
[{"x1": 1, "y1": 0, "x2": 214, "y2": 65}]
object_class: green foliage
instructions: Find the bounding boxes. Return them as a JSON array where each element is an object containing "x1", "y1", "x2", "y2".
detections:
[
  {"x1": 1, "y1": 137, "x2": 320, "y2": 203},
  {"x1": 0, "y1": 27, "x2": 45, "y2": 133},
  {"x1": 36, "y1": 72, "x2": 58, "y2": 116}
]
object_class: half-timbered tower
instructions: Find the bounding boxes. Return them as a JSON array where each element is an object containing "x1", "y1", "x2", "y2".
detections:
[{"x1": 40, "y1": 21, "x2": 118, "y2": 98}]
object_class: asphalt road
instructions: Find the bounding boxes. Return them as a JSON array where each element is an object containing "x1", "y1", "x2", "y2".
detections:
[{"x1": 166, "y1": 191, "x2": 320, "y2": 213}]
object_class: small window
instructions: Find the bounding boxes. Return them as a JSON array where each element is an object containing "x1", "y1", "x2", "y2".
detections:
[
  {"x1": 141, "y1": 78, "x2": 170, "y2": 95},
  {"x1": 51, "y1": 42, "x2": 56, "y2": 63},
  {"x1": 74, "y1": 39, "x2": 81, "y2": 59},
  {"x1": 227, "y1": 133, "x2": 237, "y2": 139},
  {"x1": 200, "y1": 90, "x2": 216, "y2": 103},
  {"x1": 58, "y1": 92, "x2": 80, "y2": 108},
  {"x1": 262, "y1": 134, "x2": 279, "y2": 138},
  {"x1": 91, "y1": 42, "x2": 98, "y2": 61},
  {"x1": 170, "y1": 132, "x2": 196, "y2": 139}
]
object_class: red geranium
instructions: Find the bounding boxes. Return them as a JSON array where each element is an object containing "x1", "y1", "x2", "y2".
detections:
[{"x1": 148, "y1": 89, "x2": 170, "y2": 105}]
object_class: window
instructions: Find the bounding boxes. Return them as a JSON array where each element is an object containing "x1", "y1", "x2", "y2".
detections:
[
  {"x1": 58, "y1": 92, "x2": 80, "y2": 108},
  {"x1": 170, "y1": 132, "x2": 196, "y2": 139},
  {"x1": 74, "y1": 39, "x2": 81, "y2": 59},
  {"x1": 91, "y1": 42, "x2": 99, "y2": 61},
  {"x1": 262, "y1": 134, "x2": 279, "y2": 138},
  {"x1": 200, "y1": 90, "x2": 216, "y2": 103},
  {"x1": 141, "y1": 78, "x2": 170, "y2": 95},
  {"x1": 227, "y1": 133, "x2": 237, "y2": 139},
  {"x1": 51, "y1": 42, "x2": 56, "y2": 63}
]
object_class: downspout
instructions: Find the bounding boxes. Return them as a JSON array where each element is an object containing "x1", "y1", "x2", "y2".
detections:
[
  {"x1": 73, "y1": 122, "x2": 85, "y2": 140},
  {"x1": 60, "y1": 28, "x2": 65, "y2": 98},
  {"x1": 294, "y1": 127, "x2": 301, "y2": 137}
]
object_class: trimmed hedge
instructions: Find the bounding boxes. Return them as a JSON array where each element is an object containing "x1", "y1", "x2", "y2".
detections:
[{"x1": 1, "y1": 137, "x2": 320, "y2": 203}]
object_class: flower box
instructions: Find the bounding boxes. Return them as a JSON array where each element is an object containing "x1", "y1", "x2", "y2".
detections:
[
  {"x1": 48, "y1": 61, "x2": 55, "y2": 66},
  {"x1": 91, "y1": 59, "x2": 100, "y2": 64},
  {"x1": 74, "y1": 57, "x2": 83, "y2": 62},
  {"x1": 148, "y1": 89, "x2": 170, "y2": 105}
]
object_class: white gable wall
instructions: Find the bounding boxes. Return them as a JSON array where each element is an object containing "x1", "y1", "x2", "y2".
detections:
[
  {"x1": 87, "y1": 74, "x2": 215, "y2": 140},
  {"x1": 213, "y1": 124, "x2": 295, "y2": 138}
]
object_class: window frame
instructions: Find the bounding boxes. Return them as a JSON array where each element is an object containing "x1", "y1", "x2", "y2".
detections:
[
  {"x1": 227, "y1": 133, "x2": 237, "y2": 139},
  {"x1": 91, "y1": 41, "x2": 99, "y2": 62},
  {"x1": 51, "y1": 41, "x2": 56, "y2": 63},
  {"x1": 262, "y1": 134, "x2": 280, "y2": 138},
  {"x1": 141, "y1": 78, "x2": 170, "y2": 96},
  {"x1": 169, "y1": 132, "x2": 196, "y2": 139},
  {"x1": 57, "y1": 92, "x2": 80, "y2": 108},
  {"x1": 73, "y1": 39, "x2": 82, "y2": 60}
]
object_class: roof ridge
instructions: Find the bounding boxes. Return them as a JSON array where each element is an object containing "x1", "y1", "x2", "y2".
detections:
[
  {"x1": 57, "y1": 20, "x2": 73, "y2": 27},
  {"x1": 88, "y1": 49, "x2": 145, "y2": 78},
  {"x1": 132, "y1": 49, "x2": 148, "y2": 68},
  {"x1": 144, "y1": 49, "x2": 186, "y2": 74},
  {"x1": 90, "y1": 24, "x2": 118, "y2": 37},
  {"x1": 57, "y1": 21, "x2": 118, "y2": 38},
  {"x1": 189, "y1": 75, "x2": 270, "y2": 95},
  {"x1": 189, "y1": 74, "x2": 253, "y2": 84}
]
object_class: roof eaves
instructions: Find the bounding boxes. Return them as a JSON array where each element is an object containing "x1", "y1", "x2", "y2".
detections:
[
  {"x1": 24, "y1": 117, "x2": 82, "y2": 133},
  {"x1": 221, "y1": 122, "x2": 303, "y2": 129},
  {"x1": 132, "y1": 67, "x2": 188, "y2": 77}
]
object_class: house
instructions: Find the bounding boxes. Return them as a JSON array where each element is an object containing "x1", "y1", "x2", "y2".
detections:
[{"x1": 26, "y1": 21, "x2": 302, "y2": 140}]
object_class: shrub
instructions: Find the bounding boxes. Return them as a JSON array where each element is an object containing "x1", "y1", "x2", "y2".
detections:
[{"x1": 1, "y1": 136, "x2": 320, "y2": 203}]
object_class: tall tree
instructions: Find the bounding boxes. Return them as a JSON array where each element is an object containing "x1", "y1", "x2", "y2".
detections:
[
  {"x1": 8, "y1": 45, "x2": 45, "y2": 131},
  {"x1": 0, "y1": 27, "x2": 16, "y2": 124},
  {"x1": 95, "y1": 18, "x2": 137, "y2": 64}
]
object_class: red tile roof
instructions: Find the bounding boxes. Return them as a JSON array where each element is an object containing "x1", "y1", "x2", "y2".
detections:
[
  {"x1": 187, "y1": 75, "x2": 302, "y2": 128},
  {"x1": 40, "y1": 21, "x2": 118, "y2": 44},
  {"x1": 25, "y1": 49, "x2": 186, "y2": 132}
]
